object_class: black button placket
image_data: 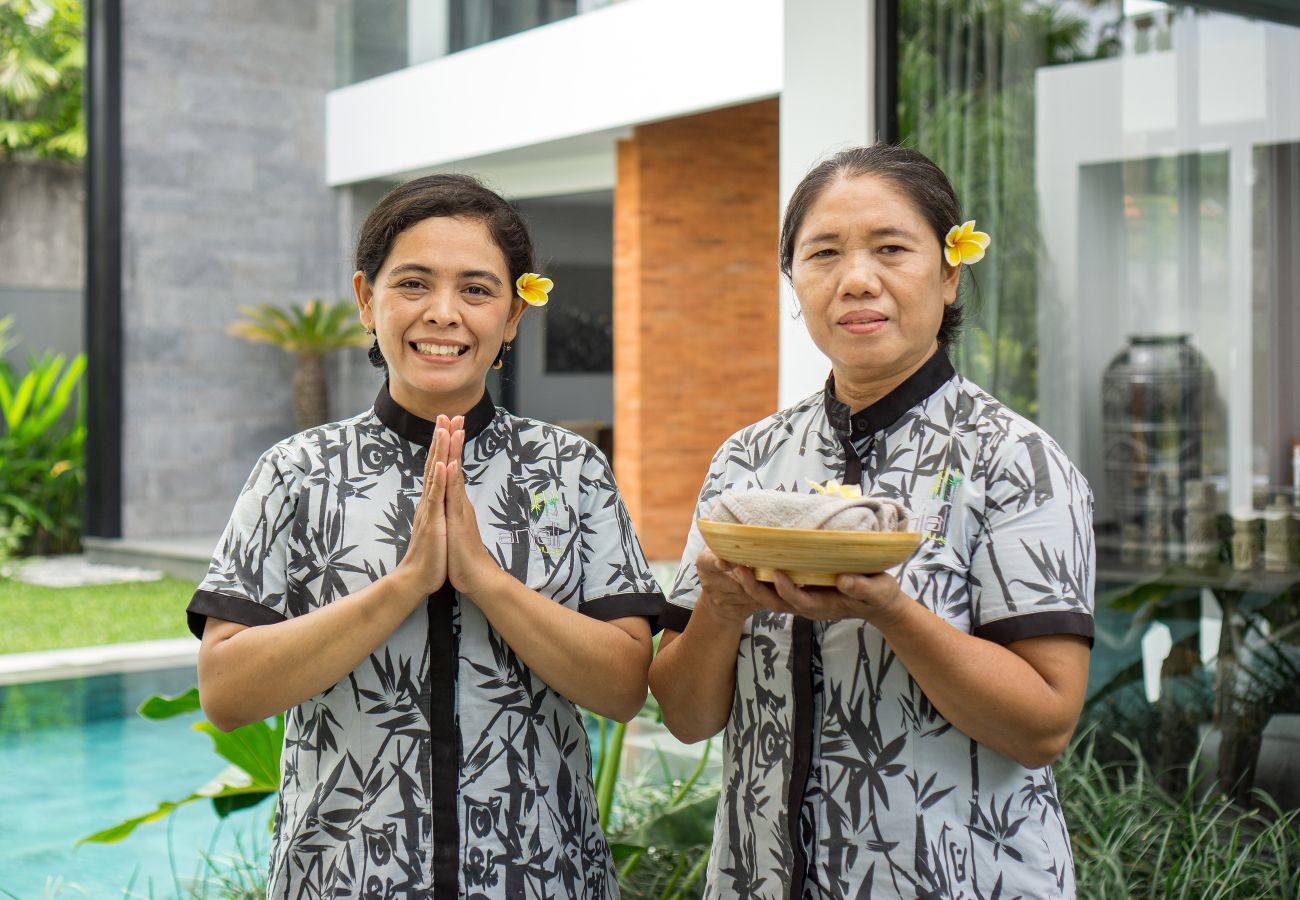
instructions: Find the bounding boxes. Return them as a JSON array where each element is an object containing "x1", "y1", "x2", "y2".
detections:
[
  {"x1": 785, "y1": 611, "x2": 815, "y2": 900},
  {"x1": 373, "y1": 382, "x2": 497, "y2": 896},
  {"x1": 427, "y1": 581, "x2": 458, "y2": 894},
  {"x1": 788, "y1": 430, "x2": 867, "y2": 899},
  {"x1": 785, "y1": 353, "x2": 952, "y2": 896}
]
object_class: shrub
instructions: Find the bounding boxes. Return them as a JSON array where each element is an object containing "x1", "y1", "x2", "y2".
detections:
[
  {"x1": 0, "y1": 319, "x2": 86, "y2": 555},
  {"x1": 1060, "y1": 734, "x2": 1300, "y2": 899}
]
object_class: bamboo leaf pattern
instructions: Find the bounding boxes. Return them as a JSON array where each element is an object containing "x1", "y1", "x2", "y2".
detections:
[{"x1": 188, "y1": 391, "x2": 663, "y2": 897}]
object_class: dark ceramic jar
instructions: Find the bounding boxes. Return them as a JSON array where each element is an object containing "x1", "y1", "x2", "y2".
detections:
[{"x1": 1102, "y1": 334, "x2": 1212, "y2": 564}]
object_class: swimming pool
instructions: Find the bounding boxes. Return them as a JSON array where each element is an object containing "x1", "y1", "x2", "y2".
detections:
[{"x1": 0, "y1": 666, "x2": 267, "y2": 897}]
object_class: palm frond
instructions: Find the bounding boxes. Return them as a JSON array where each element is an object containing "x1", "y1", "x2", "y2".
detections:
[{"x1": 227, "y1": 301, "x2": 368, "y2": 356}]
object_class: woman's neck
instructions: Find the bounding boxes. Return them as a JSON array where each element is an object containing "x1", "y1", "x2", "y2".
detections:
[{"x1": 833, "y1": 343, "x2": 938, "y2": 415}]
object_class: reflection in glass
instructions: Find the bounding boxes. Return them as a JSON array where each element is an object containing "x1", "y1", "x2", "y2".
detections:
[{"x1": 899, "y1": 0, "x2": 1300, "y2": 817}]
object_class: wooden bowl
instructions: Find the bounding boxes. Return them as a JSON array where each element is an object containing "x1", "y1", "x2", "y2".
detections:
[{"x1": 697, "y1": 519, "x2": 922, "y2": 586}]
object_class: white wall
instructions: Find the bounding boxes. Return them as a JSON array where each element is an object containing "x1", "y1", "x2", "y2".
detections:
[
  {"x1": 1034, "y1": 12, "x2": 1300, "y2": 517},
  {"x1": 326, "y1": 0, "x2": 782, "y2": 186},
  {"x1": 776, "y1": 0, "x2": 875, "y2": 407}
]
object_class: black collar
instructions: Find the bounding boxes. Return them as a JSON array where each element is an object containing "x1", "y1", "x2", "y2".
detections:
[
  {"x1": 823, "y1": 349, "x2": 955, "y2": 437},
  {"x1": 374, "y1": 381, "x2": 496, "y2": 445}
]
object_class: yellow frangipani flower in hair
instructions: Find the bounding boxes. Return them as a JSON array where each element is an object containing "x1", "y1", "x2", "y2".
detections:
[
  {"x1": 516, "y1": 273, "x2": 553, "y2": 307},
  {"x1": 807, "y1": 478, "x2": 863, "y2": 499},
  {"x1": 943, "y1": 220, "x2": 991, "y2": 267}
]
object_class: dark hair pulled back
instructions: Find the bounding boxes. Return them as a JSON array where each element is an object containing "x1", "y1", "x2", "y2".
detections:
[
  {"x1": 779, "y1": 144, "x2": 967, "y2": 347},
  {"x1": 355, "y1": 173, "x2": 535, "y2": 369}
]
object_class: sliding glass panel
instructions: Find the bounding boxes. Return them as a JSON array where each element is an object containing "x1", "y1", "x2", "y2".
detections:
[{"x1": 897, "y1": 0, "x2": 1300, "y2": 805}]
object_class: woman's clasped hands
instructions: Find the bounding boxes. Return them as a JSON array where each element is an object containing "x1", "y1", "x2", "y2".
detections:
[
  {"x1": 697, "y1": 547, "x2": 908, "y2": 628},
  {"x1": 397, "y1": 415, "x2": 499, "y2": 599}
]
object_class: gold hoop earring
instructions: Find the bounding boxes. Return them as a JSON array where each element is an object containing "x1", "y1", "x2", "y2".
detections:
[{"x1": 492, "y1": 341, "x2": 512, "y2": 370}]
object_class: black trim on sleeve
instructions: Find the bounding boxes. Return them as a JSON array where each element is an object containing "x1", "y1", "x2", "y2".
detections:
[
  {"x1": 186, "y1": 589, "x2": 287, "y2": 639},
  {"x1": 579, "y1": 592, "x2": 666, "y2": 632},
  {"x1": 974, "y1": 611, "x2": 1095, "y2": 648},
  {"x1": 658, "y1": 601, "x2": 693, "y2": 634},
  {"x1": 428, "y1": 583, "x2": 459, "y2": 896}
]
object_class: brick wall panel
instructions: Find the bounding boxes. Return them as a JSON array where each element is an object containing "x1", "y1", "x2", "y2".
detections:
[{"x1": 613, "y1": 100, "x2": 780, "y2": 561}]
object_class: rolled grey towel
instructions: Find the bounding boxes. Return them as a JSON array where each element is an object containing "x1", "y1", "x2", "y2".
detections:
[{"x1": 710, "y1": 489, "x2": 909, "y2": 532}]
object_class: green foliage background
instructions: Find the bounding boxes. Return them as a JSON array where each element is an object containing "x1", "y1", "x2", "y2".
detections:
[
  {"x1": 0, "y1": 0, "x2": 84, "y2": 160},
  {"x1": 897, "y1": 0, "x2": 1114, "y2": 419}
]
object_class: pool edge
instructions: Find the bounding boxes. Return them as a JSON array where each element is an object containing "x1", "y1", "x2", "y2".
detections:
[{"x1": 0, "y1": 638, "x2": 198, "y2": 685}]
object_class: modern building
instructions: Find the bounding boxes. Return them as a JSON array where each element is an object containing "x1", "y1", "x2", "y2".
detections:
[{"x1": 77, "y1": 0, "x2": 1299, "y2": 796}]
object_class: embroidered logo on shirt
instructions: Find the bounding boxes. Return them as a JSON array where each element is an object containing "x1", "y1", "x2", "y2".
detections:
[
  {"x1": 498, "y1": 486, "x2": 571, "y2": 556},
  {"x1": 916, "y1": 466, "x2": 964, "y2": 546},
  {"x1": 932, "y1": 467, "x2": 963, "y2": 502}
]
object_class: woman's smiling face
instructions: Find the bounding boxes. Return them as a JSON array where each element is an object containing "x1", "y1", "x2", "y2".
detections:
[
  {"x1": 790, "y1": 174, "x2": 959, "y2": 389},
  {"x1": 355, "y1": 215, "x2": 525, "y2": 417}
]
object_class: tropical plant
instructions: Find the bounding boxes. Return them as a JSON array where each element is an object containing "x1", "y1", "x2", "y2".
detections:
[
  {"x1": 1088, "y1": 557, "x2": 1300, "y2": 806},
  {"x1": 88, "y1": 688, "x2": 719, "y2": 898},
  {"x1": 0, "y1": 326, "x2": 86, "y2": 555},
  {"x1": 227, "y1": 300, "x2": 370, "y2": 432},
  {"x1": 80, "y1": 688, "x2": 283, "y2": 845},
  {"x1": 1060, "y1": 733, "x2": 1300, "y2": 899},
  {"x1": 0, "y1": 0, "x2": 84, "y2": 160},
  {"x1": 594, "y1": 710, "x2": 716, "y2": 899}
]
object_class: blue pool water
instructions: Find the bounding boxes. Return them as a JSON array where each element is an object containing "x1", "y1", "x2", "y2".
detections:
[{"x1": 0, "y1": 666, "x2": 267, "y2": 896}]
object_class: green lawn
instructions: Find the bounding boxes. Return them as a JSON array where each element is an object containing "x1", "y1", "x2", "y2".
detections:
[{"x1": 0, "y1": 576, "x2": 194, "y2": 654}]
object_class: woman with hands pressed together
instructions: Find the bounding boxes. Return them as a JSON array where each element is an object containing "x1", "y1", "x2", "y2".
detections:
[
  {"x1": 188, "y1": 174, "x2": 663, "y2": 899},
  {"x1": 649, "y1": 146, "x2": 1095, "y2": 899}
]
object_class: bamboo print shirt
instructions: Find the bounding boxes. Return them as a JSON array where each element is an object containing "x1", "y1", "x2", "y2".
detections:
[
  {"x1": 187, "y1": 384, "x2": 664, "y2": 899},
  {"x1": 661, "y1": 351, "x2": 1095, "y2": 900}
]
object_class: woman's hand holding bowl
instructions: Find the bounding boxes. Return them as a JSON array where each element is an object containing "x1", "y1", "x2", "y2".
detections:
[
  {"x1": 696, "y1": 548, "x2": 771, "y2": 625},
  {"x1": 728, "y1": 563, "x2": 907, "y2": 628}
]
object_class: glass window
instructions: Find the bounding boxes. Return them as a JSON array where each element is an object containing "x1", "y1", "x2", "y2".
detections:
[
  {"x1": 336, "y1": 0, "x2": 586, "y2": 87},
  {"x1": 897, "y1": 0, "x2": 1300, "y2": 806}
]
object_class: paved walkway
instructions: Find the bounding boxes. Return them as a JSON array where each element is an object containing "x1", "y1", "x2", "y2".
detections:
[{"x1": 5, "y1": 553, "x2": 163, "y2": 588}]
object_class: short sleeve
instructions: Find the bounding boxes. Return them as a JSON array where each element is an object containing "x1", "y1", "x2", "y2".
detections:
[
  {"x1": 575, "y1": 448, "x2": 666, "y2": 629},
  {"x1": 661, "y1": 443, "x2": 733, "y2": 633},
  {"x1": 186, "y1": 446, "x2": 301, "y2": 639},
  {"x1": 967, "y1": 431, "x2": 1096, "y2": 646}
]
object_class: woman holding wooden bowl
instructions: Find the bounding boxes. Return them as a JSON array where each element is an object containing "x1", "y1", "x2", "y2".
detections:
[{"x1": 649, "y1": 145, "x2": 1095, "y2": 899}]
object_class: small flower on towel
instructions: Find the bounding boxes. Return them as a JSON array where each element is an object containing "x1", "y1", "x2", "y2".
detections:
[
  {"x1": 943, "y1": 220, "x2": 991, "y2": 267},
  {"x1": 807, "y1": 478, "x2": 862, "y2": 499},
  {"x1": 515, "y1": 273, "x2": 553, "y2": 307}
]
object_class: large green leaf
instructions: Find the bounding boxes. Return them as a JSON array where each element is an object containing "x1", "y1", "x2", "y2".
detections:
[
  {"x1": 137, "y1": 688, "x2": 202, "y2": 720},
  {"x1": 194, "y1": 715, "x2": 284, "y2": 787},
  {"x1": 79, "y1": 765, "x2": 273, "y2": 845},
  {"x1": 611, "y1": 791, "x2": 720, "y2": 855},
  {"x1": 79, "y1": 710, "x2": 283, "y2": 846}
]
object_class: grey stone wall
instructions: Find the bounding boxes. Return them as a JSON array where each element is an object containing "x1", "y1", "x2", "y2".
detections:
[
  {"x1": 0, "y1": 160, "x2": 84, "y2": 364},
  {"x1": 120, "y1": 0, "x2": 366, "y2": 538}
]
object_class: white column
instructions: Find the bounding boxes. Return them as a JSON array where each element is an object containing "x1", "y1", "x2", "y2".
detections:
[
  {"x1": 408, "y1": 0, "x2": 449, "y2": 67},
  {"x1": 778, "y1": 0, "x2": 875, "y2": 407}
]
